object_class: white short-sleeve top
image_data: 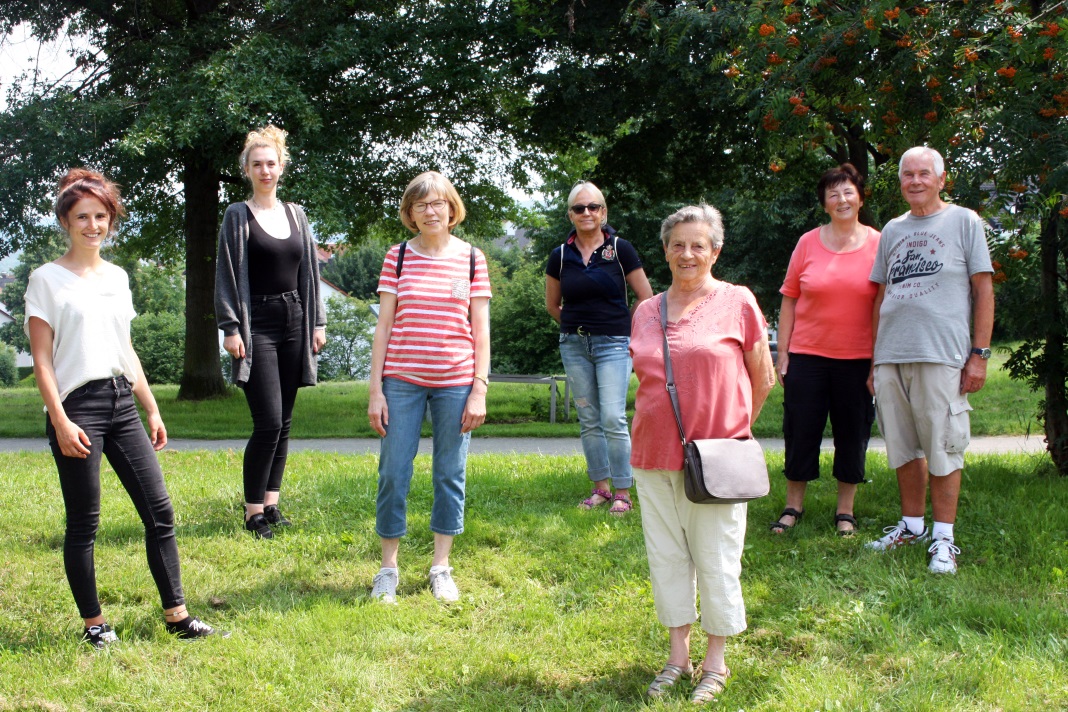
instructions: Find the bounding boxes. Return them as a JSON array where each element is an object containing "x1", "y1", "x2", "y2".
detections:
[{"x1": 24, "y1": 261, "x2": 139, "y2": 404}]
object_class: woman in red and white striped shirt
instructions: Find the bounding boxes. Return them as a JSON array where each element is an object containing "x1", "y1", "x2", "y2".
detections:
[{"x1": 367, "y1": 171, "x2": 491, "y2": 604}]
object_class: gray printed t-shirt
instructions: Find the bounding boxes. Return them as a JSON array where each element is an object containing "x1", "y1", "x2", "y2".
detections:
[{"x1": 870, "y1": 204, "x2": 993, "y2": 367}]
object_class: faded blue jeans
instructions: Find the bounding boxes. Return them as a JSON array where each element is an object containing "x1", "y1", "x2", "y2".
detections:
[
  {"x1": 376, "y1": 377, "x2": 471, "y2": 538},
  {"x1": 559, "y1": 332, "x2": 633, "y2": 489}
]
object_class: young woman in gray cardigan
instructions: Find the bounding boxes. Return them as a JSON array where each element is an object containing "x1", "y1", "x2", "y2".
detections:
[{"x1": 215, "y1": 125, "x2": 327, "y2": 539}]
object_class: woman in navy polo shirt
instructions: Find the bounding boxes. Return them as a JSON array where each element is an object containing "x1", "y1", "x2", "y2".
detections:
[{"x1": 545, "y1": 181, "x2": 653, "y2": 514}]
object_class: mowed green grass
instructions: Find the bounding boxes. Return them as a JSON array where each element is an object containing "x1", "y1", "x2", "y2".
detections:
[
  {"x1": 0, "y1": 449, "x2": 1065, "y2": 710},
  {"x1": 0, "y1": 348, "x2": 1043, "y2": 439}
]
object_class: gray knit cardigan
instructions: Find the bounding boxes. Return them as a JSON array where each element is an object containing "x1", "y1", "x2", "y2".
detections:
[{"x1": 214, "y1": 201, "x2": 327, "y2": 387}]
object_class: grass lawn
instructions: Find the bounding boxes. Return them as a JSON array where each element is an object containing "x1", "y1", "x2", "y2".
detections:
[
  {"x1": 0, "y1": 449, "x2": 1065, "y2": 710},
  {"x1": 0, "y1": 349, "x2": 1043, "y2": 440}
]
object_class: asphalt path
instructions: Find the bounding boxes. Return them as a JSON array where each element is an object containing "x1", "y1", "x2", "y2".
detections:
[{"x1": 0, "y1": 435, "x2": 1046, "y2": 455}]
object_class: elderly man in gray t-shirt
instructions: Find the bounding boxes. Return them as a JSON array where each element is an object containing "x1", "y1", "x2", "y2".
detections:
[{"x1": 866, "y1": 146, "x2": 994, "y2": 575}]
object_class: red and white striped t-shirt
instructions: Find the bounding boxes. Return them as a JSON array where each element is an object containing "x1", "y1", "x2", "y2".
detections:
[{"x1": 377, "y1": 240, "x2": 492, "y2": 387}]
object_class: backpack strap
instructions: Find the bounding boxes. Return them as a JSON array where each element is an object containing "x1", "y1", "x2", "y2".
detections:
[
  {"x1": 396, "y1": 241, "x2": 407, "y2": 277},
  {"x1": 398, "y1": 240, "x2": 475, "y2": 282}
]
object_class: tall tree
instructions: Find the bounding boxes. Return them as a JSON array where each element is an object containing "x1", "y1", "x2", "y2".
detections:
[
  {"x1": 624, "y1": 0, "x2": 1068, "y2": 472},
  {"x1": 0, "y1": 0, "x2": 541, "y2": 398}
]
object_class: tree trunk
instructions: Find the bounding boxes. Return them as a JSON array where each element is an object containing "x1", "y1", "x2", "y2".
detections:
[
  {"x1": 177, "y1": 149, "x2": 228, "y2": 400},
  {"x1": 1039, "y1": 213, "x2": 1068, "y2": 474}
]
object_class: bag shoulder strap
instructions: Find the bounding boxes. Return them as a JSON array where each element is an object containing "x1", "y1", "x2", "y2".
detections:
[
  {"x1": 470, "y1": 244, "x2": 476, "y2": 283},
  {"x1": 659, "y1": 294, "x2": 689, "y2": 447}
]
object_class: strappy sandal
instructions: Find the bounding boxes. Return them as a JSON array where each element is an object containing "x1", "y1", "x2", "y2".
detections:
[
  {"x1": 835, "y1": 512, "x2": 859, "y2": 537},
  {"x1": 609, "y1": 493, "x2": 632, "y2": 516},
  {"x1": 769, "y1": 507, "x2": 803, "y2": 534},
  {"x1": 690, "y1": 667, "x2": 730, "y2": 705},
  {"x1": 579, "y1": 488, "x2": 612, "y2": 510},
  {"x1": 646, "y1": 661, "x2": 693, "y2": 698}
]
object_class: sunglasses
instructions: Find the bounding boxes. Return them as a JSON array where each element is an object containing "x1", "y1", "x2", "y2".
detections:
[{"x1": 570, "y1": 203, "x2": 603, "y2": 214}]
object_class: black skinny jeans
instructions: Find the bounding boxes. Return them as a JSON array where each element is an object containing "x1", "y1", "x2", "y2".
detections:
[
  {"x1": 47, "y1": 376, "x2": 185, "y2": 619},
  {"x1": 243, "y1": 292, "x2": 303, "y2": 504}
]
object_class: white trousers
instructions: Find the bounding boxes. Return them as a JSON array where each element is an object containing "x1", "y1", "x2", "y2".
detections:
[{"x1": 634, "y1": 467, "x2": 748, "y2": 636}]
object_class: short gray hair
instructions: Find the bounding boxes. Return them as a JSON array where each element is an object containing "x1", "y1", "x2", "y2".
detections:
[
  {"x1": 899, "y1": 146, "x2": 945, "y2": 179},
  {"x1": 660, "y1": 204, "x2": 725, "y2": 250}
]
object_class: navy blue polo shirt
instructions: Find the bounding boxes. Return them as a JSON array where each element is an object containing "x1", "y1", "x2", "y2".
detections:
[{"x1": 545, "y1": 227, "x2": 644, "y2": 336}]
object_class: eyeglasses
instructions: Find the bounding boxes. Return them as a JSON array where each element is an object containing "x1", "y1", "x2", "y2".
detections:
[
  {"x1": 412, "y1": 199, "x2": 447, "y2": 213},
  {"x1": 570, "y1": 203, "x2": 603, "y2": 214}
]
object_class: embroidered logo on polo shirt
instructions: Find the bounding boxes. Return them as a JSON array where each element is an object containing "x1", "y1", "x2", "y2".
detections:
[{"x1": 602, "y1": 243, "x2": 615, "y2": 261}]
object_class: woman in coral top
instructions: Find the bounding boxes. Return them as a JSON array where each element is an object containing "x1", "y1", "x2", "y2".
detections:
[
  {"x1": 367, "y1": 171, "x2": 491, "y2": 604},
  {"x1": 771, "y1": 163, "x2": 881, "y2": 536}
]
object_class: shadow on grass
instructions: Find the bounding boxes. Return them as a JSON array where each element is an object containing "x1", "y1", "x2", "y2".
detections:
[{"x1": 396, "y1": 663, "x2": 657, "y2": 711}]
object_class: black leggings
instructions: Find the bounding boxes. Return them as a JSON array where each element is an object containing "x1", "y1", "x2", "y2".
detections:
[
  {"x1": 782, "y1": 353, "x2": 875, "y2": 484},
  {"x1": 243, "y1": 292, "x2": 303, "y2": 504},
  {"x1": 47, "y1": 377, "x2": 185, "y2": 619}
]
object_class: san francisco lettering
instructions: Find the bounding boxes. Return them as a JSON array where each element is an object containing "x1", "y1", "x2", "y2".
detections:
[{"x1": 888, "y1": 248, "x2": 943, "y2": 285}]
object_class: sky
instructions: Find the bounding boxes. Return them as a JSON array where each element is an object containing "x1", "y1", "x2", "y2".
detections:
[{"x1": 0, "y1": 23, "x2": 79, "y2": 111}]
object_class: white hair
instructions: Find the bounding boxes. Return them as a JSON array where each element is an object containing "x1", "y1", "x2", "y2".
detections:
[
  {"x1": 660, "y1": 204, "x2": 725, "y2": 249},
  {"x1": 899, "y1": 146, "x2": 945, "y2": 178}
]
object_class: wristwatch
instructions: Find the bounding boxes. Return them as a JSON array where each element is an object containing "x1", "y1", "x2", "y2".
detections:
[{"x1": 971, "y1": 347, "x2": 992, "y2": 359}]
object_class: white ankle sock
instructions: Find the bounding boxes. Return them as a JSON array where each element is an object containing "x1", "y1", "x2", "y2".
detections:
[
  {"x1": 931, "y1": 522, "x2": 954, "y2": 541},
  {"x1": 903, "y1": 515, "x2": 926, "y2": 535}
]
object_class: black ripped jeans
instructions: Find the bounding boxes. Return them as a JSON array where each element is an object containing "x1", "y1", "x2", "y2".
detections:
[
  {"x1": 47, "y1": 376, "x2": 185, "y2": 619},
  {"x1": 243, "y1": 291, "x2": 304, "y2": 505}
]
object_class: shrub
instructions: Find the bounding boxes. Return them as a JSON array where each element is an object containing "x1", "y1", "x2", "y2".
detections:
[
  {"x1": 131, "y1": 311, "x2": 185, "y2": 384},
  {"x1": 317, "y1": 296, "x2": 376, "y2": 381},
  {"x1": 0, "y1": 345, "x2": 17, "y2": 387},
  {"x1": 490, "y1": 261, "x2": 562, "y2": 375}
]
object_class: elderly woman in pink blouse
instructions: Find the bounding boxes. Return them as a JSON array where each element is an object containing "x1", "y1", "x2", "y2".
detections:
[{"x1": 629, "y1": 205, "x2": 775, "y2": 704}]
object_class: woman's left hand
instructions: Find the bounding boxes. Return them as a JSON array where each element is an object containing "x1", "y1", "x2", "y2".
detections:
[
  {"x1": 147, "y1": 412, "x2": 168, "y2": 451},
  {"x1": 461, "y1": 390, "x2": 487, "y2": 433},
  {"x1": 313, "y1": 328, "x2": 327, "y2": 354}
]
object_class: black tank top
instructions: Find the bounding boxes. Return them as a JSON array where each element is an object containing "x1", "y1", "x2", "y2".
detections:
[{"x1": 247, "y1": 204, "x2": 302, "y2": 295}]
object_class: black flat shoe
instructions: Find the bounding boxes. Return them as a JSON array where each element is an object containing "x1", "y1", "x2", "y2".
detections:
[
  {"x1": 82, "y1": 622, "x2": 119, "y2": 649},
  {"x1": 262, "y1": 505, "x2": 291, "y2": 527},
  {"x1": 245, "y1": 513, "x2": 273, "y2": 539},
  {"x1": 165, "y1": 616, "x2": 231, "y2": 640}
]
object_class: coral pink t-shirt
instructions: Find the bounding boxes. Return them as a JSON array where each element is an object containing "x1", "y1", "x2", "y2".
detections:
[
  {"x1": 779, "y1": 226, "x2": 881, "y2": 360},
  {"x1": 630, "y1": 285, "x2": 767, "y2": 472}
]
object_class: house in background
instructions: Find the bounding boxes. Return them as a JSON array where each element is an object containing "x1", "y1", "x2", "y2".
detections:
[{"x1": 0, "y1": 301, "x2": 33, "y2": 367}]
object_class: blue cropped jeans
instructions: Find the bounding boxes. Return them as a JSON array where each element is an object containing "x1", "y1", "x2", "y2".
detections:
[
  {"x1": 558, "y1": 332, "x2": 633, "y2": 489},
  {"x1": 376, "y1": 377, "x2": 471, "y2": 538}
]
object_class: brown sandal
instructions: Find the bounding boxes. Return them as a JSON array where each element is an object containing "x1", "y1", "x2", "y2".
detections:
[
  {"x1": 690, "y1": 667, "x2": 730, "y2": 704},
  {"x1": 646, "y1": 661, "x2": 693, "y2": 698}
]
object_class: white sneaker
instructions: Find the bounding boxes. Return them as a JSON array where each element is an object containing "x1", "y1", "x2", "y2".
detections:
[
  {"x1": 428, "y1": 566, "x2": 460, "y2": 602},
  {"x1": 371, "y1": 569, "x2": 399, "y2": 604},
  {"x1": 866, "y1": 520, "x2": 930, "y2": 551},
  {"x1": 928, "y1": 535, "x2": 960, "y2": 574}
]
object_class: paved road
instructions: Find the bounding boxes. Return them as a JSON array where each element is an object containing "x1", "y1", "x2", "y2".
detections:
[{"x1": 0, "y1": 435, "x2": 1046, "y2": 455}]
